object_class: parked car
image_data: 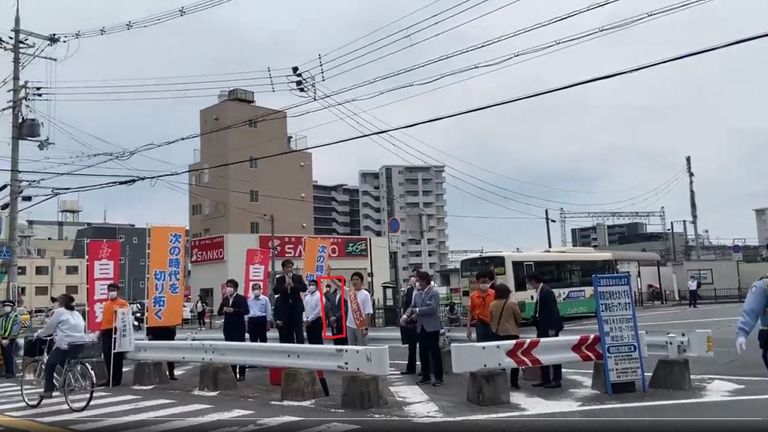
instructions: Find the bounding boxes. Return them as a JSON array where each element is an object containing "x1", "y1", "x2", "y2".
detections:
[{"x1": 15, "y1": 307, "x2": 30, "y2": 329}]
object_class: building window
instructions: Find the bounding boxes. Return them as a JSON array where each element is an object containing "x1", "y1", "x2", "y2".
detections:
[
  {"x1": 119, "y1": 280, "x2": 125, "y2": 286},
  {"x1": 35, "y1": 266, "x2": 49, "y2": 276},
  {"x1": 249, "y1": 157, "x2": 258, "y2": 169},
  {"x1": 247, "y1": 119, "x2": 258, "y2": 128},
  {"x1": 132, "y1": 237, "x2": 138, "y2": 244},
  {"x1": 203, "y1": 228, "x2": 210, "y2": 236},
  {"x1": 34, "y1": 286, "x2": 48, "y2": 297},
  {"x1": 191, "y1": 203, "x2": 203, "y2": 216},
  {"x1": 65, "y1": 265, "x2": 79, "y2": 276},
  {"x1": 119, "y1": 257, "x2": 125, "y2": 264},
  {"x1": 140, "y1": 281, "x2": 145, "y2": 288},
  {"x1": 140, "y1": 259, "x2": 145, "y2": 265},
  {"x1": 63, "y1": 249, "x2": 72, "y2": 257},
  {"x1": 17, "y1": 266, "x2": 26, "y2": 276},
  {"x1": 118, "y1": 234, "x2": 125, "y2": 241},
  {"x1": 250, "y1": 222, "x2": 260, "y2": 234},
  {"x1": 250, "y1": 190, "x2": 259, "y2": 203},
  {"x1": 65, "y1": 285, "x2": 79, "y2": 295}
]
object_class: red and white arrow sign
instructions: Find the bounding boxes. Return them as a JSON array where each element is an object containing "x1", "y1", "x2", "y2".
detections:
[
  {"x1": 505, "y1": 338, "x2": 542, "y2": 367},
  {"x1": 571, "y1": 335, "x2": 603, "y2": 362}
]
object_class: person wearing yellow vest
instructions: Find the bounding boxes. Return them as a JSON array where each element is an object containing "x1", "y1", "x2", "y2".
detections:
[
  {"x1": 99, "y1": 284, "x2": 129, "y2": 387},
  {"x1": 0, "y1": 300, "x2": 21, "y2": 378}
]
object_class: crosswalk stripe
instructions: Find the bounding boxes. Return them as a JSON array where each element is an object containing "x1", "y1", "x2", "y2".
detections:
[
  {"x1": 208, "y1": 416, "x2": 302, "y2": 432},
  {"x1": 0, "y1": 383, "x2": 18, "y2": 388},
  {"x1": 38, "y1": 399, "x2": 175, "y2": 421},
  {"x1": 0, "y1": 387, "x2": 23, "y2": 395},
  {"x1": 0, "y1": 392, "x2": 109, "y2": 411},
  {"x1": 70, "y1": 404, "x2": 213, "y2": 431},
  {"x1": 5, "y1": 395, "x2": 140, "y2": 416},
  {"x1": 122, "y1": 409, "x2": 254, "y2": 432},
  {"x1": 295, "y1": 423, "x2": 361, "y2": 432}
]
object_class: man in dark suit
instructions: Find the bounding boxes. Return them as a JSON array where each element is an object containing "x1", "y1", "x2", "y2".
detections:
[
  {"x1": 399, "y1": 274, "x2": 418, "y2": 375},
  {"x1": 324, "y1": 279, "x2": 347, "y2": 345},
  {"x1": 217, "y1": 279, "x2": 249, "y2": 381},
  {"x1": 527, "y1": 272, "x2": 564, "y2": 389},
  {"x1": 273, "y1": 259, "x2": 307, "y2": 344}
]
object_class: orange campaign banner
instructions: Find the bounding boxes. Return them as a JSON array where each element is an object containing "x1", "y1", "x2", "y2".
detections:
[
  {"x1": 302, "y1": 237, "x2": 331, "y2": 284},
  {"x1": 147, "y1": 226, "x2": 186, "y2": 327}
]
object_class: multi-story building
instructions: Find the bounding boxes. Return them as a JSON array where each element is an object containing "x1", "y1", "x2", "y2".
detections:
[
  {"x1": 755, "y1": 207, "x2": 768, "y2": 248},
  {"x1": 16, "y1": 257, "x2": 86, "y2": 309},
  {"x1": 188, "y1": 89, "x2": 314, "y2": 239},
  {"x1": 571, "y1": 222, "x2": 648, "y2": 247},
  {"x1": 312, "y1": 183, "x2": 360, "y2": 236},
  {"x1": 358, "y1": 165, "x2": 449, "y2": 282}
]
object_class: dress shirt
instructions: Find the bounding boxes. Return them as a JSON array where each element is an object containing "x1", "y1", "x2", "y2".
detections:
[
  {"x1": 303, "y1": 290, "x2": 322, "y2": 322},
  {"x1": 247, "y1": 295, "x2": 272, "y2": 321}
]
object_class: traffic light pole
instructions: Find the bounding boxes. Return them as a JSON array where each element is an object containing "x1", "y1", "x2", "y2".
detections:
[{"x1": 6, "y1": 2, "x2": 22, "y2": 300}]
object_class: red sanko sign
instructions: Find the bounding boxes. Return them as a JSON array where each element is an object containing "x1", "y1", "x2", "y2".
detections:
[
  {"x1": 86, "y1": 239, "x2": 121, "y2": 333},
  {"x1": 190, "y1": 235, "x2": 225, "y2": 264},
  {"x1": 258, "y1": 236, "x2": 369, "y2": 259}
]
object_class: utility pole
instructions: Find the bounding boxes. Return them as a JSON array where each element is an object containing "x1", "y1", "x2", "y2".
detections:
[
  {"x1": 545, "y1": 209, "x2": 552, "y2": 249},
  {"x1": 685, "y1": 156, "x2": 701, "y2": 260},
  {"x1": 6, "y1": 2, "x2": 22, "y2": 299}
]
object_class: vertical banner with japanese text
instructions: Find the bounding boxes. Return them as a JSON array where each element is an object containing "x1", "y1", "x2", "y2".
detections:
[
  {"x1": 86, "y1": 240, "x2": 121, "y2": 333},
  {"x1": 147, "y1": 226, "x2": 186, "y2": 327},
  {"x1": 303, "y1": 237, "x2": 331, "y2": 283},
  {"x1": 113, "y1": 307, "x2": 135, "y2": 352},
  {"x1": 244, "y1": 248, "x2": 271, "y2": 298}
]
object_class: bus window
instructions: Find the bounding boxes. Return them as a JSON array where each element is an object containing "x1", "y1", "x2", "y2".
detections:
[
  {"x1": 512, "y1": 262, "x2": 527, "y2": 292},
  {"x1": 523, "y1": 262, "x2": 535, "y2": 276},
  {"x1": 460, "y1": 256, "x2": 506, "y2": 279}
]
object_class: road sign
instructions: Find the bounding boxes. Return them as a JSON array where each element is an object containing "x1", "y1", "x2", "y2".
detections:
[
  {"x1": 731, "y1": 244, "x2": 743, "y2": 262},
  {"x1": 387, "y1": 217, "x2": 401, "y2": 234},
  {"x1": 593, "y1": 273, "x2": 646, "y2": 394},
  {"x1": 0, "y1": 245, "x2": 12, "y2": 260},
  {"x1": 388, "y1": 234, "x2": 401, "y2": 251}
]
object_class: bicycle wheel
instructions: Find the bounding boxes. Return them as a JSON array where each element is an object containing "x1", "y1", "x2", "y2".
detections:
[
  {"x1": 61, "y1": 361, "x2": 94, "y2": 412},
  {"x1": 20, "y1": 360, "x2": 44, "y2": 408}
]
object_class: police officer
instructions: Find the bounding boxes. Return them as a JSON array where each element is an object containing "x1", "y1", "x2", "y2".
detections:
[
  {"x1": 0, "y1": 300, "x2": 21, "y2": 378},
  {"x1": 736, "y1": 275, "x2": 768, "y2": 370}
]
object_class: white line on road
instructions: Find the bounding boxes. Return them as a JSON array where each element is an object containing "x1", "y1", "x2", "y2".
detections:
[
  {"x1": 0, "y1": 392, "x2": 109, "y2": 411},
  {"x1": 5, "y1": 395, "x2": 139, "y2": 416},
  {"x1": 120, "y1": 409, "x2": 254, "y2": 432},
  {"x1": 71, "y1": 404, "x2": 213, "y2": 431},
  {"x1": 207, "y1": 416, "x2": 302, "y2": 432},
  {"x1": 387, "y1": 382, "x2": 442, "y2": 418},
  {"x1": 294, "y1": 422, "x2": 360, "y2": 432},
  {"x1": 38, "y1": 399, "x2": 175, "y2": 421}
]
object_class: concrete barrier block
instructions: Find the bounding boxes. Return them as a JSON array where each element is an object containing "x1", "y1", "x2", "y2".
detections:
[
  {"x1": 198, "y1": 363, "x2": 237, "y2": 392},
  {"x1": 441, "y1": 349, "x2": 452, "y2": 375},
  {"x1": 591, "y1": 361, "x2": 637, "y2": 394},
  {"x1": 341, "y1": 374, "x2": 383, "y2": 410},
  {"x1": 522, "y1": 367, "x2": 540, "y2": 382},
  {"x1": 133, "y1": 361, "x2": 170, "y2": 386},
  {"x1": 466, "y1": 370, "x2": 510, "y2": 406},
  {"x1": 281, "y1": 368, "x2": 326, "y2": 402},
  {"x1": 649, "y1": 358, "x2": 691, "y2": 390}
]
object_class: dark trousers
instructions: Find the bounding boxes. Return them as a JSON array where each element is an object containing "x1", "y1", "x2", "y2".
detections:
[
  {"x1": 248, "y1": 316, "x2": 268, "y2": 343},
  {"x1": 537, "y1": 329, "x2": 562, "y2": 384},
  {"x1": 418, "y1": 329, "x2": 443, "y2": 381},
  {"x1": 224, "y1": 328, "x2": 246, "y2": 379},
  {"x1": 762, "y1": 349, "x2": 768, "y2": 371},
  {"x1": 100, "y1": 329, "x2": 123, "y2": 386},
  {"x1": 147, "y1": 327, "x2": 177, "y2": 378},
  {"x1": 197, "y1": 311, "x2": 206, "y2": 328},
  {"x1": 688, "y1": 290, "x2": 698, "y2": 308},
  {"x1": 475, "y1": 322, "x2": 493, "y2": 342},
  {"x1": 401, "y1": 325, "x2": 418, "y2": 373},
  {"x1": 278, "y1": 320, "x2": 304, "y2": 344},
  {"x1": 44, "y1": 347, "x2": 68, "y2": 392},
  {"x1": 331, "y1": 322, "x2": 347, "y2": 345},
  {"x1": 493, "y1": 334, "x2": 520, "y2": 386},
  {"x1": 306, "y1": 318, "x2": 323, "y2": 345},
  {"x1": 1, "y1": 339, "x2": 16, "y2": 378}
]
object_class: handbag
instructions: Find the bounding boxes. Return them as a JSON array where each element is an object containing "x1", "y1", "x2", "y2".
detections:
[{"x1": 492, "y1": 299, "x2": 509, "y2": 337}]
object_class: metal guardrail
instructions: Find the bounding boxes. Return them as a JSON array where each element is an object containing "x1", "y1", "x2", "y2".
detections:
[{"x1": 125, "y1": 341, "x2": 390, "y2": 376}]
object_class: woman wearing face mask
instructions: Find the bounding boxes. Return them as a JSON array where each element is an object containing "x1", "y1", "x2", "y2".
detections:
[
  {"x1": 100, "y1": 283, "x2": 129, "y2": 387},
  {"x1": 35, "y1": 294, "x2": 85, "y2": 398}
]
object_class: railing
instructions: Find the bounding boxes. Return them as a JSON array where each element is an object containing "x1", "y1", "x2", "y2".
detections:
[{"x1": 683, "y1": 287, "x2": 744, "y2": 302}]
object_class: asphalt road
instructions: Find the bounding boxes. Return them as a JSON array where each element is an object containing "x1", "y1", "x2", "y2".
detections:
[{"x1": 2, "y1": 302, "x2": 767, "y2": 431}]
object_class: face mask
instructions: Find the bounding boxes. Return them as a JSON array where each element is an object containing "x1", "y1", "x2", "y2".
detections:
[
  {"x1": 253, "y1": 291, "x2": 261, "y2": 298},
  {"x1": 226, "y1": 287, "x2": 235, "y2": 296},
  {"x1": 409, "y1": 277, "x2": 417, "y2": 286},
  {"x1": 479, "y1": 283, "x2": 491, "y2": 291},
  {"x1": 309, "y1": 285, "x2": 318, "y2": 293},
  {"x1": 2, "y1": 307, "x2": 11, "y2": 313},
  {"x1": 108, "y1": 291, "x2": 118, "y2": 300}
]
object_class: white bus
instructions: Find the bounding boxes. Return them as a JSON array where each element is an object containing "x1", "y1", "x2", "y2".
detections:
[{"x1": 458, "y1": 248, "x2": 662, "y2": 320}]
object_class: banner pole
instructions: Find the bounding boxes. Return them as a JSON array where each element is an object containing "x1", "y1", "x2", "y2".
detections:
[{"x1": 110, "y1": 309, "x2": 116, "y2": 389}]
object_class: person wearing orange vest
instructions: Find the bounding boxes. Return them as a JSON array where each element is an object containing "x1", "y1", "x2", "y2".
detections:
[
  {"x1": 466, "y1": 269, "x2": 496, "y2": 342},
  {"x1": 100, "y1": 283, "x2": 129, "y2": 387}
]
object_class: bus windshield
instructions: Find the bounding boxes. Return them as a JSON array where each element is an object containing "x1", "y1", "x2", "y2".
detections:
[
  {"x1": 460, "y1": 256, "x2": 506, "y2": 279},
  {"x1": 511, "y1": 260, "x2": 615, "y2": 291}
]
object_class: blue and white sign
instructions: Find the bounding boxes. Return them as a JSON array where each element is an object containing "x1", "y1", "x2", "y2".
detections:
[
  {"x1": 0, "y1": 245, "x2": 12, "y2": 260},
  {"x1": 387, "y1": 217, "x2": 401, "y2": 234},
  {"x1": 731, "y1": 244, "x2": 743, "y2": 262},
  {"x1": 593, "y1": 273, "x2": 646, "y2": 394}
]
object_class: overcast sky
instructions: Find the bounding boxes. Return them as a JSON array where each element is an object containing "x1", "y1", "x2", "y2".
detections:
[{"x1": 0, "y1": 0, "x2": 766, "y2": 251}]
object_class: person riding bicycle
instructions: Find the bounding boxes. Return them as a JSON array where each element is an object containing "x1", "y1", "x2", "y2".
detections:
[{"x1": 34, "y1": 294, "x2": 85, "y2": 399}]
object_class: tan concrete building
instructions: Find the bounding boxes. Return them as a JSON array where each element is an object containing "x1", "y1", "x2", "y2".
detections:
[
  {"x1": 15, "y1": 257, "x2": 86, "y2": 309},
  {"x1": 189, "y1": 89, "x2": 314, "y2": 239}
]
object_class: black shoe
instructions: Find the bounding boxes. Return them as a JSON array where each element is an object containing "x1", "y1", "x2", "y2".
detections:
[
  {"x1": 236, "y1": 377, "x2": 246, "y2": 382},
  {"x1": 400, "y1": 370, "x2": 416, "y2": 375},
  {"x1": 417, "y1": 378, "x2": 432, "y2": 386},
  {"x1": 432, "y1": 380, "x2": 444, "y2": 387},
  {"x1": 543, "y1": 381, "x2": 562, "y2": 389},
  {"x1": 532, "y1": 381, "x2": 550, "y2": 387},
  {"x1": 511, "y1": 383, "x2": 521, "y2": 390},
  {"x1": 169, "y1": 376, "x2": 178, "y2": 381}
]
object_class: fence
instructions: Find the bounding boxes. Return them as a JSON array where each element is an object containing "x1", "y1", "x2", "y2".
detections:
[{"x1": 682, "y1": 287, "x2": 744, "y2": 303}]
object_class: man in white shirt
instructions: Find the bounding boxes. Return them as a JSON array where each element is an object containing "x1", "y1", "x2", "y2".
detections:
[
  {"x1": 346, "y1": 272, "x2": 373, "y2": 346},
  {"x1": 303, "y1": 280, "x2": 323, "y2": 345},
  {"x1": 247, "y1": 283, "x2": 272, "y2": 343},
  {"x1": 688, "y1": 276, "x2": 699, "y2": 308}
]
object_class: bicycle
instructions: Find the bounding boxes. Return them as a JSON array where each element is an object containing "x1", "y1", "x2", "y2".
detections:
[{"x1": 20, "y1": 336, "x2": 98, "y2": 412}]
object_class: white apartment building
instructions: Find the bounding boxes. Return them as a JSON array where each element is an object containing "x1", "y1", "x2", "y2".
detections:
[
  {"x1": 359, "y1": 165, "x2": 449, "y2": 283},
  {"x1": 756, "y1": 207, "x2": 768, "y2": 248},
  {"x1": 16, "y1": 257, "x2": 86, "y2": 309}
]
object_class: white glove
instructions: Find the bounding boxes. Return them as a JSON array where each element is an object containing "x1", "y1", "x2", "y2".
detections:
[{"x1": 736, "y1": 336, "x2": 747, "y2": 355}]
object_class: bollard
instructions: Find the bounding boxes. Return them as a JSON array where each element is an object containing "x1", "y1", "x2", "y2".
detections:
[
  {"x1": 591, "y1": 361, "x2": 636, "y2": 394},
  {"x1": 441, "y1": 348, "x2": 452, "y2": 375},
  {"x1": 198, "y1": 363, "x2": 237, "y2": 392},
  {"x1": 649, "y1": 358, "x2": 692, "y2": 390},
  {"x1": 133, "y1": 361, "x2": 170, "y2": 386},
  {"x1": 466, "y1": 370, "x2": 510, "y2": 406},
  {"x1": 280, "y1": 368, "x2": 326, "y2": 402},
  {"x1": 341, "y1": 374, "x2": 384, "y2": 410},
  {"x1": 521, "y1": 367, "x2": 541, "y2": 382}
]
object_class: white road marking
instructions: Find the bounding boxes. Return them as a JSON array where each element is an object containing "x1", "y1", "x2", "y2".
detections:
[
  {"x1": 207, "y1": 416, "x2": 302, "y2": 432},
  {"x1": 295, "y1": 423, "x2": 360, "y2": 432},
  {"x1": 387, "y1": 383, "x2": 442, "y2": 418},
  {"x1": 5, "y1": 395, "x2": 139, "y2": 416},
  {"x1": 121, "y1": 409, "x2": 254, "y2": 432},
  {"x1": 38, "y1": 399, "x2": 175, "y2": 421},
  {"x1": 561, "y1": 368, "x2": 768, "y2": 382},
  {"x1": 71, "y1": 404, "x2": 213, "y2": 431},
  {"x1": 0, "y1": 392, "x2": 109, "y2": 410}
]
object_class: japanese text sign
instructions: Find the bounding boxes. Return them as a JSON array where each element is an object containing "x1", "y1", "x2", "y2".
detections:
[
  {"x1": 147, "y1": 226, "x2": 186, "y2": 327},
  {"x1": 86, "y1": 240, "x2": 121, "y2": 333},
  {"x1": 113, "y1": 307, "x2": 135, "y2": 353},
  {"x1": 244, "y1": 248, "x2": 271, "y2": 297},
  {"x1": 302, "y1": 237, "x2": 332, "y2": 284},
  {"x1": 593, "y1": 273, "x2": 646, "y2": 394}
]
